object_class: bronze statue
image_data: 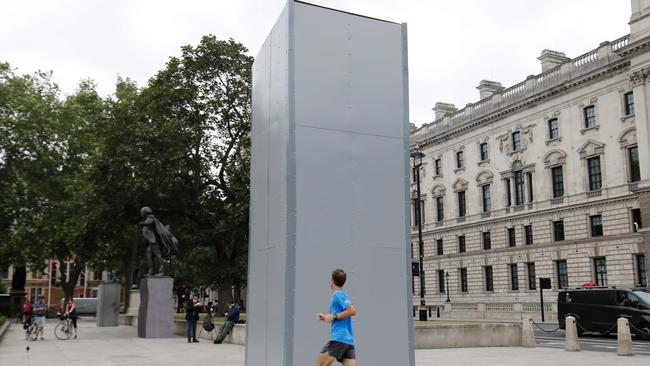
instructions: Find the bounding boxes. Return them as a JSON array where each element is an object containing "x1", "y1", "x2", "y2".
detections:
[{"x1": 140, "y1": 207, "x2": 179, "y2": 276}]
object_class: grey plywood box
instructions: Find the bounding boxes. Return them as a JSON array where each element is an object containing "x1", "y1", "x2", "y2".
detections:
[
  {"x1": 247, "y1": 1, "x2": 415, "y2": 365},
  {"x1": 96, "y1": 282, "x2": 120, "y2": 327}
]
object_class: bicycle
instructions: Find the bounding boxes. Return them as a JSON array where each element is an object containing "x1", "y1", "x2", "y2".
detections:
[
  {"x1": 54, "y1": 316, "x2": 74, "y2": 340},
  {"x1": 24, "y1": 319, "x2": 37, "y2": 341}
]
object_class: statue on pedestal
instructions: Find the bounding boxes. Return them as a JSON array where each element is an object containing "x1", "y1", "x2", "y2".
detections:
[{"x1": 139, "y1": 207, "x2": 179, "y2": 276}]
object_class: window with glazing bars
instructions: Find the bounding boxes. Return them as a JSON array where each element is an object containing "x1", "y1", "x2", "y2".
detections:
[
  {"x1": 632, "y1": 208, "x2": 642, "y2": 232},
  {"x1": 508, "y1": 227, "x2": 516, "y2": 247},
  {"x1": 458, "y1": 191, "x2": 466, "y2": 217},
  {"x1": 556, "y1": 260, "x2": 568, "y2": 289},
  {"x1": 551, "y1": 166, "x2": 564, "y2": 198},
  {"x1": 637, "y1": 254, "x2": 647, "y2": 287},
  {"x1": 435, "y1": 159, "x2": 442, "y2": 176},
  {"x1": 436, "y1": 197, "x2": 444, "y2": 222},
  {"x1": 480, "y1": 143, "x2": 488, "y2": 161},
  {"x1": 456, "y1": 151, "x2": 464, "y2": 169},
  {"x1": 458, "y1": 235, "x2": 466, "y2": 253},
  {"x1": 436, "y1": 239, "x2": 443, "y2": 255},
  {"x1": 524, "y1": 225, "x2": 533, "y2": 245},
  {"x1": 526, "y1": 172, "x2": 533, "y2": 202},
  {"x1": 460, "y1": 268, "x2": 468, "y2": 292},
  {"x1": 527, "y1": 262, "x2": 536, "y2": 290},
  {"x1": 624, "y1": 92, "x2": 635, "y2": 115},
  {"x1": 482, "y1": 184, "x2": 491, "y2": 212},
  {"x1": 629, "y1": 146, "x2": 640, "y2": 183},
  {"x1": 553, "y1": 220, "x2": 564, "y2": 241},
  {"x1": 510, "y1": 264, "x2": 519, "y2": 291},
  {"x1": 512, "y1": 131, "x2": 521, "y2": 151},
  {"x1": 588, "y1": 157, "x2": 602, "y2": 191},
  {"x1": 485, "y1": 266, "x2": 494, "y2": 292},
  {"x1": 594, "y1": 257, "x2": 607, "y2": 286},
  {"x1": 514, "y1": 171, "x2": 525, "y2": 205},
  {"x1": 438, "y1": 270, "x2": 445, "y2": 293},
  {"x1": 590, "y1": 215, "x2": 603, "y2": 237},
  {"x1": 482, "y1": 231, "x2": 491, "y2": 250},
  {"x1": 548, "y1": 118, "x2": 559, "y2": 139},
  {"x1": 584, "y1": 105, "x2": 596, "y2": 128}
]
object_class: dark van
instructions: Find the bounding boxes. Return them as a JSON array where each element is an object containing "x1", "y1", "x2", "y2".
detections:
[{"x1": 558, "y1": 287, "x2": 650, "y2": 340}]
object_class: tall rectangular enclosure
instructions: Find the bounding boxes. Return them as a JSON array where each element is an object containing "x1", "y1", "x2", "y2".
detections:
[{"x1": 247, "y1": 1, "x2": 415, "y2": 365}]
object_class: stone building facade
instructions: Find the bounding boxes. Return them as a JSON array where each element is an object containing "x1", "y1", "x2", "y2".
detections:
[{"x1": 410, "y1": 0, "x2": 650, "y2": 320}]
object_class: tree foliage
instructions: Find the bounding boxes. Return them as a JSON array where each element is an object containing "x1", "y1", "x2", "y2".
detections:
[{"x1": 0, "y1": 35, "x2": 253, "y2": 309}]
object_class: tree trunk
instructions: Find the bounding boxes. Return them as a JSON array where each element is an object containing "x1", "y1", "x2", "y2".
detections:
[
  {"x1": 58, "y1": 261, "x2": 83, "y2": 310},
  {"x1": 217, "y1": 278, "x2": 234, "y2": 314}
]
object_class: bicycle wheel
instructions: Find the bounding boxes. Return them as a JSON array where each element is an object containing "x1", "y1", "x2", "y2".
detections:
[
  {"x1": 54, "y1": 323, "x2": 70, "y2": 340},
  {"x1": 25, "y1": 325, "x2": 37, "y2": 341}
]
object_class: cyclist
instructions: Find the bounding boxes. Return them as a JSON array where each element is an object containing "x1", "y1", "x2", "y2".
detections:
[{"x1": 63, "y1": 299, "x2": 79, "y2": 339}]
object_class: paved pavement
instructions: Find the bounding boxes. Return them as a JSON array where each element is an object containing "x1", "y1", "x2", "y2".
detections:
[
  {"x1": 1, "y1": 318, "x2": 649, "y2": 365},
  {"x1": 533, "y1": 323, "x2": 650, "y2": 355}
]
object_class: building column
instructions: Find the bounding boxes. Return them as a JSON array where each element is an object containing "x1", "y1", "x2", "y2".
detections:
[{"x1": 631, "y1": 71, "x2": 650, "y2": 182}]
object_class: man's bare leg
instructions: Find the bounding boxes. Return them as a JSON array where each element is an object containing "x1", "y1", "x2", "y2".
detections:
[
  {"x1": 315, "y1": 352, "x2": 336, "y2": 366},
  {"x1": 342, "y1": 358, "x2": 357, "y2": 366}
]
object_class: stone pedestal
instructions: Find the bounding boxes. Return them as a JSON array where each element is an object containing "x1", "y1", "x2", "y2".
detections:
[
  {"x1": 96, "y1": 283, "x2": 120, "y2": 327},
  {"x1": 137, "y1": 276, "x2": 173, "y2": 338},
  {"x1": 126, "y1": 289, "x2": 140, "y2": 316}
]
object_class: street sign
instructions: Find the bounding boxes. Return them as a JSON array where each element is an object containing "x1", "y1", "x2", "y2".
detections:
[{"x1": 539, "y1": 278, "x2": 552, "y2": 289}]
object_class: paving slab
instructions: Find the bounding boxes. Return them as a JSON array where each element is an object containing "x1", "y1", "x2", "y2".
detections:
[{"x1": 0, "y1": 318, "x2": 647, "y2": 365}]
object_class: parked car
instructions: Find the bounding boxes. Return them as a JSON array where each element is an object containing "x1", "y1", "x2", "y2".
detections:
[
  {"x1": 558, "y1": 287, "x2": 650, "y2": 340},
  {"x1": 58, "y1": 298, "x2": 98, "y2": 316}
]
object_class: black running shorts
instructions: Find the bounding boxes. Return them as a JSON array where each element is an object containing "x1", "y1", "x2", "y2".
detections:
[{"x1": 321, "y1": 340, "x2": 356, "y2": 362}]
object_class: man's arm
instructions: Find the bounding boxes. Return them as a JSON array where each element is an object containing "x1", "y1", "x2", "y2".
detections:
[{"x1": 318, "y1": 304, "x2": 356, "y2": 323}]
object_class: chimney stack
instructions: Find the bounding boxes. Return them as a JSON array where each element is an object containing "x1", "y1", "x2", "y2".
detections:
[
  {"x1": 432, "y1": 102, "x2": 457, "y2": 120},
  {"x1": 476, "y1": 80, "x2": 504, "y2": 100},
  {"x1": 537, "y1": 49, "x2": 569, "y2": 72}
]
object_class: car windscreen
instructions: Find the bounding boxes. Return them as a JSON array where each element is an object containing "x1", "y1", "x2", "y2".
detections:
[{"x1": 633, "y1": 291, "x2": 650, "y2": 306}]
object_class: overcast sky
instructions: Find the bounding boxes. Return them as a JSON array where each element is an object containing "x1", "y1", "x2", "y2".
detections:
[{"x1": 1, "y1": 0, "x2": 630, "y2": 126}]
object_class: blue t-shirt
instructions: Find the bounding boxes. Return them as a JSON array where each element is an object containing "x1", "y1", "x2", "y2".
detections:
[{"x1": 329, "y1": 290, "x2": 354, "y2": 345}]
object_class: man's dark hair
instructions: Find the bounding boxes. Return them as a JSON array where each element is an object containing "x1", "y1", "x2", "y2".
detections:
[{"x1": 332, "y1": 269, "x2": 347, "y2": 287}]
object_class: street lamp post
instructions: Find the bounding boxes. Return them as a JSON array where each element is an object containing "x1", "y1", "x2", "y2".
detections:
[
  {"x1": 445, "y1": 272, "x2": 451, "y2": 303},
  {"x1": 410, "y1": 147, "x2": 427, "y2": 321}
]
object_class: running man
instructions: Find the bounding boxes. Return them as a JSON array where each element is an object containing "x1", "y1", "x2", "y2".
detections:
[{"x1": 316, "y1": 269, "x2": 357, "y2": 366}]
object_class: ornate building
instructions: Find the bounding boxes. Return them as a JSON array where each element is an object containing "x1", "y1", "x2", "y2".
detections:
[{"x1": 410, "y1": 0, "x2": 650, "y2": 320}]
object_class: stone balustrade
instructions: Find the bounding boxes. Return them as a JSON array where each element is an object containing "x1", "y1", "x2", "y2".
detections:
[{"x1": 412, "y1": 34, "x2": 631, "y2": 145}]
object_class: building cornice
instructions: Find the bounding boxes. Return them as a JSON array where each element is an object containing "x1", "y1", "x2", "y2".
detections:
[
  {"x1": 414, "y1": 60, "x2": 630, "y2": 149},
  {"x1": 412, "y1": 35, "x2": 635, "y2": 148}
]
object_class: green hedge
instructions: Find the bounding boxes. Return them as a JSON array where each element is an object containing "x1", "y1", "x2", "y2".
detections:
[{"x1": 0, "y1": 315, "x2": 5, "y2": 326}]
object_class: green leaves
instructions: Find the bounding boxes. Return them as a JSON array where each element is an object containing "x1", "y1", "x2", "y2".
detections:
[{"x1": 0, "y1": 34, "x2": 253, "y2": 303}]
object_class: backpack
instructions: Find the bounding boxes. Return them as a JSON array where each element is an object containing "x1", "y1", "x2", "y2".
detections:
[{"x1": 202, "y1": 311, "x2": 215, "y2": 332}]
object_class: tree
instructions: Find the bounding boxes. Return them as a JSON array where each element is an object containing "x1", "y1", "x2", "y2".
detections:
[
  {"x1": 0, "y1": 62, "x2": 104, "y2": 301},
  {"x1": 0, "y1": 34, "x2": 253, "y2": 312},
  {"x1": 138, "y1": 35, "x2": 252, "y2": 311}
]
